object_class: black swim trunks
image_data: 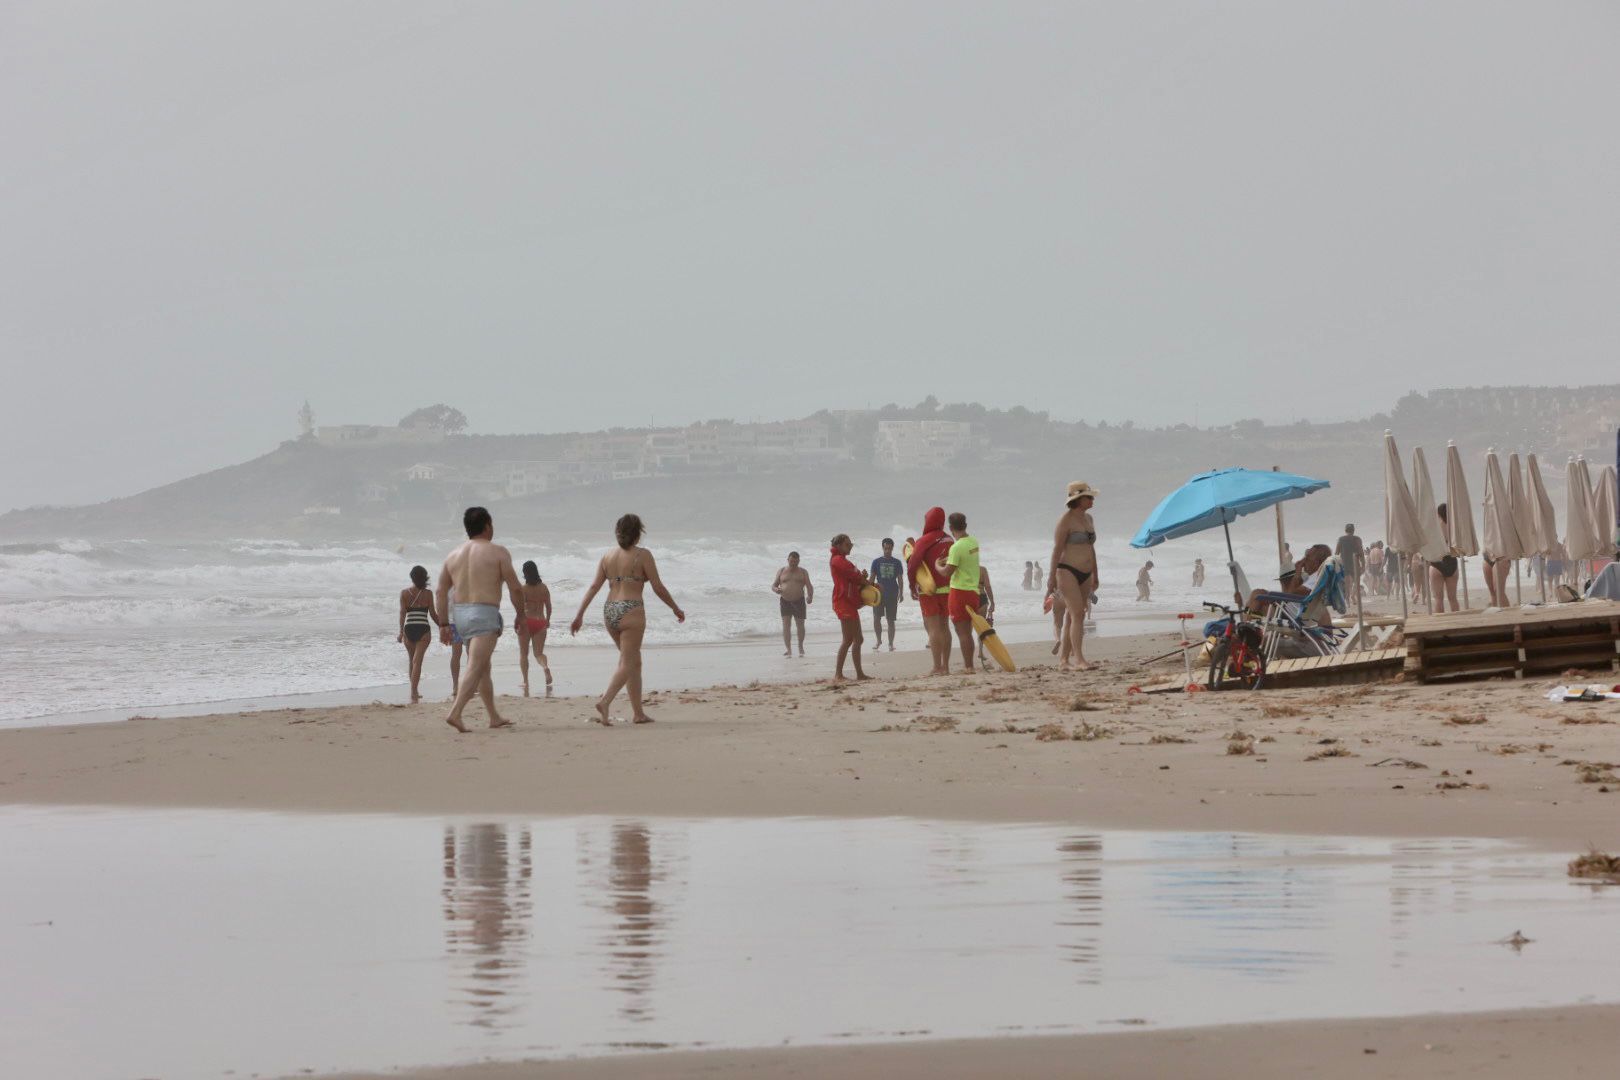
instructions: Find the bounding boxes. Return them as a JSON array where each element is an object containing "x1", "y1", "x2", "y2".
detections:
[
  {"x1": 1429, "y1": 555, "x2": 1458, "y2": 579},
  {"x1": 780, "y1": 597, "x2": 807, "y2": 620}
]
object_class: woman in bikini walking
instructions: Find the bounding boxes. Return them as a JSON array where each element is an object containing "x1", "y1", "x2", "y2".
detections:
[
  {"x1": 569, "y1": 514, "x2": 685, "y2": 726},
  {"x1": 516, "y1": 560, "x2": 553, "y2": 697},
  {"x1": 397, "y1": 565, "x2": 441, "y2": 703},
  {"x1": 1047, "y1": 482, "x2": 1100, "y2": 671}
]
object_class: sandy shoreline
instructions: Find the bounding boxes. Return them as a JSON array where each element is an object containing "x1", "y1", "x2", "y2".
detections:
[
  {"x1": 314, "y1": 1005, "x2": 1620, "y2": 1080},
  {"x1": 9, "y1": 629, "x2": 1620, "y2": 1080},
  {"x1": 6, "y1": 630, "x2": 1619, "y2": 846}
]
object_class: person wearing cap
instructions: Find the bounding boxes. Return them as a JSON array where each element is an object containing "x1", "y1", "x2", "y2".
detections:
[
  {"x1": 1047, "y1": 481, "x2": 1100, "y2": 671},
  {"x1": 869, "y1": 538, "x2": 905, "y2": 651}
]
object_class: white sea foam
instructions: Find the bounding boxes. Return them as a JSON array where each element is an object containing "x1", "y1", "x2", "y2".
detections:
[{"x1": 1, "y1": 532, "x2": 1293, "y2": 722}]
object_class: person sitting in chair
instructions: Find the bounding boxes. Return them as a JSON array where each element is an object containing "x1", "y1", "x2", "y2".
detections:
[{"x1": 1281, "y1": 544, "x2": 1334, "y2": 626}]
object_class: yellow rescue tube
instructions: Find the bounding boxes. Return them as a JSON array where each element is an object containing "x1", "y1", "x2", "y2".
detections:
[
  {"x1": 971, "y1": 610, "x2": 1016, "y2": 672},
  {"x1": 860, "y1": 583, "x2": 883, "y2": 608},
  {"x1": 915, "y1": 563, "x2": 937, "y2": 596}
]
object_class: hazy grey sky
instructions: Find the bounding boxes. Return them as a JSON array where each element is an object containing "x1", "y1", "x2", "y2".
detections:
[{"x1": 3, "y1": 1, "x2": 1617, "y2": 510}]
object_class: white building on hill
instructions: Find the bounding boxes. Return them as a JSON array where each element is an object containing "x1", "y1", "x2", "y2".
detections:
[{"x1": 873, "y1": 420, "x2": 983, "y2": 471}]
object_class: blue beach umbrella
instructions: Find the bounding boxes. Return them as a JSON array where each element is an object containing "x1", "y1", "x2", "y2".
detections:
[{"x1": 1131, "y1": 467, "x2": 1331, "y2": 599}]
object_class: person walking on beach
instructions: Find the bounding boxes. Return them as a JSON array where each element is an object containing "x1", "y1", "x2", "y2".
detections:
[
  {"x1": 398, "y1": 565, "x2": 440, "y2": 704},
  {"x1": 1192, "y1": 558, "x2": 1205, "y2": 588},
  {"x1": 1336, "y1": 524, "x2": 1365, "y2": 603},
  {"x1": 569, "y1": 514, "x2": 685, "y2": 726},
  {"x1": 1048, "y1": 482, "x2": 1100, "y2": 671},
  {"x1": 944, "y1": 512, "x2": 982, "y2": 675},
  {"x1": 1136, "y1": 561, "x2": 1154, "y2": 601},
  {"x1": 516, "y1": 561, "x2": 553, "y2": 696},
  {"x1": 870, "y1": 538, "x2": 905, "y2": 651},
  {"x1": 828, "y1": 534, "x2": 871, "y2": 681},
  {"x1": 1366, "y1": 541, "x2": 1386, "y2": 596},
  {"x1": 772, "y1": 551, "x2": 813, "y2": 657},
  {"x1": 908, "y1": 507, "x2": 955, "y2": 674},
  {"x1": 445, "y1": 586, "x2": 465, "y2": 696},
  {"x1": 436, "y1": 507, "x2": 525, "y2": 733}
]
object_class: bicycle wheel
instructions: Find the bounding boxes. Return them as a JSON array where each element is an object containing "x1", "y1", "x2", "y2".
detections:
[
  {"x1": 1206, "y1": 640, "x2": 1267, "y2": 691},
  {"x1": 1230, "y1": 642, "x2": 1266, "y2": 690},
  {"x1": 1205, "y1": 640, "x2": 1231, "y2": 690}
]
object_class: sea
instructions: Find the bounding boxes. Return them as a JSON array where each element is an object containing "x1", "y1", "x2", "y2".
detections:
[{"x1": 0, "y1": 531, "x2": 1288, "y2": 727}]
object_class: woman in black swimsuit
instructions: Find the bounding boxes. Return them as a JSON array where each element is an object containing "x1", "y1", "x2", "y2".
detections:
[
  {"x1": 1427, "y1": 503, "x2": 1461, "y2": 612},
  {"x1": 398, "y1": 565, "x2": 440, "y2": 704},
  {"x1": 1047, "y1": 481, "x2": 1100, "y2": 671}
]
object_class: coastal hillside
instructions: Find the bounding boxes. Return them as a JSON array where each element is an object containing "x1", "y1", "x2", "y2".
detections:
[{"x1": 4, "y1": 386, "x2": 1615, "y2": 541}]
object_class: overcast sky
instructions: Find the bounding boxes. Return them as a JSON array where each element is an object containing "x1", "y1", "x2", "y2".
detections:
[{"x1": 3, "y1": 1, "x2": 1617, "y2": 510}]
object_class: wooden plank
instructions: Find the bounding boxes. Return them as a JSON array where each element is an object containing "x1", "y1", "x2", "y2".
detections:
[{"x1": 1405, "y1": 599, "x2": 1620, "y2": 637}]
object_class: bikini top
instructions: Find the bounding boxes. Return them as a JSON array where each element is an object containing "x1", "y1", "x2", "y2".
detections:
[
  {"x1": 1066, "y1": 530, "x2": 1096, "y2": 545},
  {"x1": 608, "y1": 550, "x2": 646, "y2": 583}
]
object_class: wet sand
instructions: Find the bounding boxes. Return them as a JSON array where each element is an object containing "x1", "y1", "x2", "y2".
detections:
[
  {"x1": 320, "y1": 1005, "x2": 1620, "y2": 1080},
  {"x1": 5, "y1": 631, "x2": 1619, "y2": 847},
  {"x1": 7, "y1": 629, "x2": 1620, "y2": 1079}
]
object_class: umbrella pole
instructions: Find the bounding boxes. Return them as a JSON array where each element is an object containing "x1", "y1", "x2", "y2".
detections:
[
  {"x1": 1223, "y1": 517, "x2": 1240, "y2": 608},
  {"x1": 1398, "y1": 558, "x2": 1408, "y2": 620},
  {"x1": 1460, "y1": 556, "x2": 1470, "y2": 609},
  {"x1": 1354, "y1": 568, "x2": 1366, "y2": 652},
  {"x1": 1515, "y1": 561, "x2": 1522, "y2": 605}
]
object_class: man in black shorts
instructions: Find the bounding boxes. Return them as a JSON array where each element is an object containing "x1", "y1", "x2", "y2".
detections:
[
  {"x1": 772, "y1": 551, "x2": 813, "y2": 657},
  {"x1": 869, "y1": 538, "x2": 905, "y2": 651}
]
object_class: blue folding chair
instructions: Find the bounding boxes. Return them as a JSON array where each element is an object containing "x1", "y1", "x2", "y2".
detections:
[{"x1": 1254, "y1": 556, "x2": 1348, "y2": 662}]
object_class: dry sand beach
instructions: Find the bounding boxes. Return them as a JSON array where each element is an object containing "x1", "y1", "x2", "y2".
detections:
[{"x1": 7, "y1": 630, "x2": 1620, "y2": 1078}]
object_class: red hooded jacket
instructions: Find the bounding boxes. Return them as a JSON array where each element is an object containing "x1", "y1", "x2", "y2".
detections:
[{"x1": 907, "y1": 506, "x2": 951, "y2": 596}]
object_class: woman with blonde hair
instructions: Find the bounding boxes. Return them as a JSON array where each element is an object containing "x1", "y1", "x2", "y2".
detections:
[{"x1": 569, "y1": 514, "x2": 685, "y2": 725}]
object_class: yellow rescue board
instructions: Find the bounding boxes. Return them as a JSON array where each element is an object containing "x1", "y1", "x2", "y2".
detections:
[
  {"x1": 915, "y1": 563, "x2": 937, "y2": 595},
  {"x1": 971, "y1": 610, "x2": 1016, "y2": 672},
  {"x1": 860, "y1": 583, "x2": 883, "y2": 608}
]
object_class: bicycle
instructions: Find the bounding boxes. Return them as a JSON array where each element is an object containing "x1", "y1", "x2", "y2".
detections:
[{"x1": 1201, "y1": 601, "x2": 1266, "y2": 691}]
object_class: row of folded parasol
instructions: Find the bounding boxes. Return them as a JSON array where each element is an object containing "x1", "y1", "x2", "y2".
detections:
[{"x1": 1383, "y1": 430, "x2": 1619, "y2": 608}]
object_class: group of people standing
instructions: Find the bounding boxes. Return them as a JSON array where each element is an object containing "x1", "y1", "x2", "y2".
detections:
[
  {"x1": 403, "y1": 507, "x2": 684, "y2": 732},
  {"x1": 768, "y1": 482, "x2": 1104, "y2": 680}
]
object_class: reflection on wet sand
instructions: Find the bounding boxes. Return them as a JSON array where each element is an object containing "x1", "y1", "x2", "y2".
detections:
[
  {"x1": 1057, "y1": 835, "x2": 1103, "y2": 982},
  {"x1": 9, "y1": 809, "x2": 1617, "y2": 1080},
  {"x1": 1146, "y1": 833, "x2": 1330, "y2": 980},
  {"x1": 443, "y1": 824, "x2": 533, "y2": 1030},
  {"x1": 602, "y1": 822, "x2": 663, "y2": 1023}
]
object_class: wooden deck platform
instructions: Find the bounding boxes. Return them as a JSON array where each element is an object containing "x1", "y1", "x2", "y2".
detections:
[
  {"x1": 1136, "y1": 646, "x2": 1404, "y2": 693},
  {"x1": 1264, "y1": 646, "x2": 1405, "y2": 687},
  {"x1": 1403, "y1": 600, "x2": 1620, "y2": 683}
]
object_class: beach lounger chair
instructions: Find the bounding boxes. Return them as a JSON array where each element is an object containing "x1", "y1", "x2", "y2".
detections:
[{"x1": 1253, "y1": 556, "x2": 1348, "y2": 662}]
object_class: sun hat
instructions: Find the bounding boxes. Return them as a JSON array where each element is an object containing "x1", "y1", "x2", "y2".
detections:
[{"x1": 1066, "y1": 481, "x2": 1099, "y2": 505}]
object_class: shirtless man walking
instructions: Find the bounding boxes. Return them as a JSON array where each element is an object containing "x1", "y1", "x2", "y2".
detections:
[
  {"x1": 436, "y1": 506, "x2": 525, "y2": 733},
  {"x1": 772, "y1": 551, "x2": 813, "y2": 657}
]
